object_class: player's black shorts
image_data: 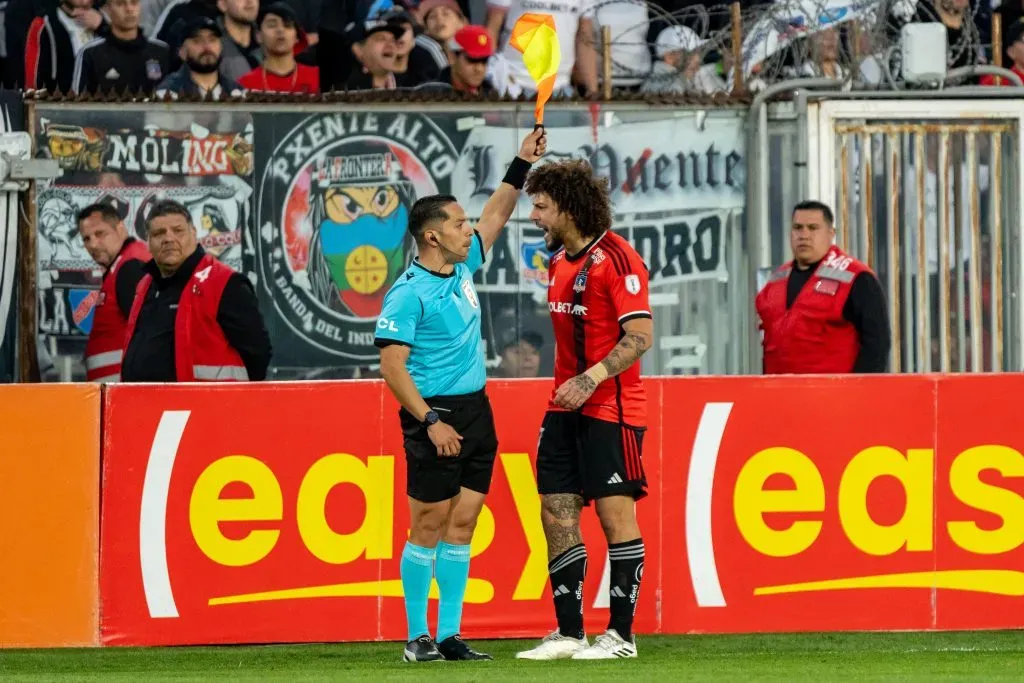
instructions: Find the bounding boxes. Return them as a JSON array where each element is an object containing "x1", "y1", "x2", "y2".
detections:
[
  {"x1": 536, "y1": 411, "x2": 648, "y2": 503},
  {"x1": 399, "y1": 389, "x2": 498, "y2": 504}
]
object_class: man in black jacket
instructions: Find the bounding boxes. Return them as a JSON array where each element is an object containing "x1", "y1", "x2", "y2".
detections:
[
  {"x1": 73, "y1": 0, "x2": 170, "y2": 94},
  {"x1": 26, "y1": 0, "x2": 106, "y2": 92},
  {"x1": 153, "y1": 0, "x2": 219, "y2": 71},
  {"x1": 4, "y1": 0, "x2": 55, "y2": 87},
  {"x1": 156, "y1": 16, "x2": 241, "y2": 98}
]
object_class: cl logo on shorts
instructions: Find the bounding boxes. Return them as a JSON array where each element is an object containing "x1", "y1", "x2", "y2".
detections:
[{"x1": 377, "y1": 317, "x2": 399, "y2": 332}]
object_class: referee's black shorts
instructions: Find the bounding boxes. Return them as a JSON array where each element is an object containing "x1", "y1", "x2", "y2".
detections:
[
  {"x1": 399, "y1": 389, "x2": 498, "y2": 504},
  {"x1": 536, "y1": 410, "x2": 648, "y2": 504}
]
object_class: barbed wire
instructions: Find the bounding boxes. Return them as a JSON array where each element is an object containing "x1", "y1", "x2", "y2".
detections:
[
  {"x1": 586, "y1": 0, "x2": 993, "y2": 93},
  {"x1": 27, "y1": 0, "x2": 1001, "y2": 103}
]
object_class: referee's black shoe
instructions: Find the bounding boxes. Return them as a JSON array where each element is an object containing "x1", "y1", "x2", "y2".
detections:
[
  {"x1": 437, "y1": 635, "x2": 493, "y2": 661},
  {"x1": 403, "y1": 635, "x2": 444, "y2": 662}
]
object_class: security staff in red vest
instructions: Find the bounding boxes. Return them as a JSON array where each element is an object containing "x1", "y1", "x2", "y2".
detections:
[
  {"x1": 756, "y1": 200, "x2": 891, "y2": 374},
  {"x1": 79, "y1": 202, "x2": 151, "y2": 382},
  {"x1": 121, "y1": 199, "x2": 271, "y2": 382}
]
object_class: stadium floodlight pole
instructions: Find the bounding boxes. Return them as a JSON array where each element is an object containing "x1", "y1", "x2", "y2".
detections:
[{"x1": 744, "y1": 77, "x2": 842, "y2": 372}]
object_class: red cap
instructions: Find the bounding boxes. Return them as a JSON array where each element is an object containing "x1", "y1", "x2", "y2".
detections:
[{"x1": 449, "y1": 25, "x2": 494, "y2": 60}]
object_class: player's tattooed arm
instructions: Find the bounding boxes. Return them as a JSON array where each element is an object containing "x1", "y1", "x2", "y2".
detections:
[
  {"x1": 589, "y1": 317, "x2": 654, "y2": 383},
  {"x1": 556, "y1": 318, "x2": 653, "y2": 410},
  {"x1": 557, "y1": 317, "x2": 651, "y2": 409},
  {"x1": 599, "y1": 327, "x2": 653, "y2": 378},
  {"x1": 552, "y1": 373, "x2": 598, "y2": 410}
]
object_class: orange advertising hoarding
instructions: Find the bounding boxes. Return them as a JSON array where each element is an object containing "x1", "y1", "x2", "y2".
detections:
[
  {"x1": 98, "y1": 376, "x2": 1024, "y2": 645},
  {"x1": 0, "y1": 385, "x2": 100, "y2": 647}
]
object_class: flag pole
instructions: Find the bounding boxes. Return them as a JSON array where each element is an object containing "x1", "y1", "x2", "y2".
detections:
[{"x1": 601, "y1": 25, "x2": 613, "y2": 100}]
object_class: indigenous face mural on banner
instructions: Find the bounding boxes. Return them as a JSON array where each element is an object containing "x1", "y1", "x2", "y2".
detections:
[
  {"x1": 253, "y1": 112, "x2": 462, "y2": 365},
  {"x1": 33, "y1": 109, "x2": 254, "y2": 380}
]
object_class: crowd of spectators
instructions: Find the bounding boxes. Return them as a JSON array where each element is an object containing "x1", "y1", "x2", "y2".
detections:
[{"x1": 0, "y1": 0, "x2": 1018, "y2": 100}]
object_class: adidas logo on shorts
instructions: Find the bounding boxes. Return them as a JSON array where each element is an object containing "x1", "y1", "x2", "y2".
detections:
[{"x1": 607, "y1": 473, "x2": 623, "y2": 484}]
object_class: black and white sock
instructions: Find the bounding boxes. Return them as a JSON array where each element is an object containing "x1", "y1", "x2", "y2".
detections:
[
  {"x1": 607, "y1": 538, "x2": 644, "y2": 641},
  {"x1": 548, "y1": 543, "x2": 587, "y2": 640}
]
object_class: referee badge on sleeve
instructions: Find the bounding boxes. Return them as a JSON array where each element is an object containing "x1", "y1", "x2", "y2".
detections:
[{"x1": 624, "y1": 274, "x2": 641, "y2": 295}]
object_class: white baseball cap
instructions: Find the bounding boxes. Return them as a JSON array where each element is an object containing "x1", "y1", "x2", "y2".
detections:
[{"x1": 655, "y1": 25, "x2": 704, "y2": 57}]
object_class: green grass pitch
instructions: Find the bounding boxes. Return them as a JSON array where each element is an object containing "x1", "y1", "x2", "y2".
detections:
[{"x1": 2, "y1": 631, "x2": 1022, "y2": 681}]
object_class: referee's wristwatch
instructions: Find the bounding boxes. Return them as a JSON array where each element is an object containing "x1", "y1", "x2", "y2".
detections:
[{"x1": 422, "y1": 410, "x2": 440, "y2": 428}]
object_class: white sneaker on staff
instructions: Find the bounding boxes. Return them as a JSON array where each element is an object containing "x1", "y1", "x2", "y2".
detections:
[{"x1": 515, "y1": 631, "x2": 588, "y2": 660}]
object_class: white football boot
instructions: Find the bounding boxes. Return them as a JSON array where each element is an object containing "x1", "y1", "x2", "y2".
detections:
[
  {"x1": 515, "y1": 631, "x2": 589, "y2": 660},
  {"x1": 571, "y1": 629, "x2": 637, "y2": 659}
]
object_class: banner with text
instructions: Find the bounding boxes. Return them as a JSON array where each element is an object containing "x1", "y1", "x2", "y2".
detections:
[
  {"x1": 475, "y1": 210, "x2": 733, "y2": 301},
  {"x1": 252, "y1": 111, "x2": 467, "y2": 369},
  {"x1": 29, "y1": 107, "x2": 747, "y2": 378},
  {"x1": 250, "y1": 110, "x2": 745, "y2": 373},
  {"x1": 100, "y1": 375, "x2": 1024, "y2": 645}
]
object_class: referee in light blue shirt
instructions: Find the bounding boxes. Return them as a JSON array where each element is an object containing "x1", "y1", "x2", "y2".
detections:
[{"x1": 375, "y1": 127, "x2": 546, "y2": 664}]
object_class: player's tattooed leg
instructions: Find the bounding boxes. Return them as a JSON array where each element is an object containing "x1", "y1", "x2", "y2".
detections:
[{"x1": 542, "y1": 493, "x2": 584, "y2": 559}]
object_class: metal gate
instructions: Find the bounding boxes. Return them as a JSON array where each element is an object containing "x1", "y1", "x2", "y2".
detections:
[{"x1": 807, "y1": 100, "x2": 1024, "y2": 372}]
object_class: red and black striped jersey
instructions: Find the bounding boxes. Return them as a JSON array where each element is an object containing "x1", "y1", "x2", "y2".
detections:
[{"x1": 547, "y1": 231, "x2": 651, "y2": 426}]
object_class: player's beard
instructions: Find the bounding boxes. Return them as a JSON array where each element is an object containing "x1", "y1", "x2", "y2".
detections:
[{"x1": 543, "y1": 231, "x2": 563, "y2": 252}]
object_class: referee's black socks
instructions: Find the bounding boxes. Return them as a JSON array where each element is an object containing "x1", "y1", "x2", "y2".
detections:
[
  {"x1": 548, "y1": 543, "x2": 587, "y2": 640},
  {"x1": 608, "y1": 538, "x2": 645, "y2": 641}
]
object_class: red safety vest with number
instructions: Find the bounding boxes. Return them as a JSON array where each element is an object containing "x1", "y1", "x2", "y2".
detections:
[
  {"x1": 756, "y1": 246, "x2": 868, "y2": 374},
  {"x1": 84, "y1": 239, "x2": 151, "y2": 382},
  {"x1": 124, "y1": 252, "x2": 248, "y2": 382}
]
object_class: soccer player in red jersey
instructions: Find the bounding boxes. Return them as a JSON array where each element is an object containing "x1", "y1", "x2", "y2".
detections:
[{"x1": 516, "y1": 159, "x2": 653, "y2": 661}]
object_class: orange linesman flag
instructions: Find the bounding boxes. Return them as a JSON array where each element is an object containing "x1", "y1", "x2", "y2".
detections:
[{"x1": 510, "y1": 13, "x2": 561, "y2": 125}]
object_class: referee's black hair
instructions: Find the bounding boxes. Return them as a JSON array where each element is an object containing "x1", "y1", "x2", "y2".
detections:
[
  {"x1": 792, "y1": 200, "x2": 835, "y2": 225},
  {"x1": 408, "y1": 194, "x2": 458, "y2": 244},
  {"x1": 76, "y1": 202, "x2": 121, "y2": 227}
]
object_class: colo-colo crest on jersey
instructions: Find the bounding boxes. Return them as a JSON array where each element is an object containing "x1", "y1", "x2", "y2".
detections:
[{"x1": 256, "y1": 112, "x2": 458, "y2": 358}]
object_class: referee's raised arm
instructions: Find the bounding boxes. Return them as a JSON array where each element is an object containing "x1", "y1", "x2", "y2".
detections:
[{"x1": 474, "y1": 127, "x2": 548, "y2": 253}]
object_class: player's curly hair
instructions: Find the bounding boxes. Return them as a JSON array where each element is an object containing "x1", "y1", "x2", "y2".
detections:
[{"x1": 525, "y1": 159, "x2": 612, "y2": 239}]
